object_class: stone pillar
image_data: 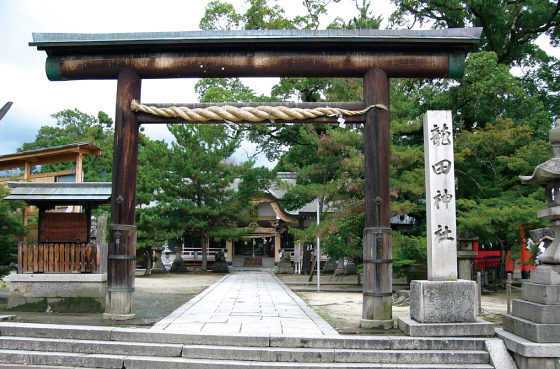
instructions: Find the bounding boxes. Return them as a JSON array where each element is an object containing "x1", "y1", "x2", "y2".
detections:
[
  {"x1": 457, "y1": 230, "x2": 479, "y2": 281},
  {"x1": 152, "y1": 247, "x2": 163, "y2": 269},
  {"x1": 171, "y1": 243, "x2": 188, "y2": 273},
  {"x1": 498, "y1": 125, "x2": 560, "y2": 368},
  {"x1": 398, "y1": 111, "x2": 494, "y2": 337}
]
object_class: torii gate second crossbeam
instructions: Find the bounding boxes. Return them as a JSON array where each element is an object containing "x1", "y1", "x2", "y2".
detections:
[{"x1": 30, "y1": 28, "x2": 481, "y2": 327}]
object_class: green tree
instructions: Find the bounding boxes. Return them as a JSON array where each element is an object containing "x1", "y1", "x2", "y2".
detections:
[
  {"x1": 388, "y1": 0, "x2": 560, "y2": 120},
  {"x1": 143, "y1": 123, "x2": 258, "y2": 271},
  {"x1": 135, "y1": 137, "x2": 173, "y2": 259},
  {"x1": 0, "y1": 185, "x2": 26, "y2": 278},
  {"x1": 196, "y1": 0, "x2": 381, "y2": 264},
  {"x1": 389, "y1": 0, "x2": 560, "y2": 66},
  {"x1": 19, "y1": 109, "x2": 114, "y2": 181},
  {"x1": 194, "y1": 0, "x2": 556, "y2": 272},
  {"x1": 455, "y1": 118, "x2": 549, "y2": 258}
]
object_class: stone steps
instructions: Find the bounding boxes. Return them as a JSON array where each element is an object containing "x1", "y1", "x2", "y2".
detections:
[
  {"x1": 229, "y1": 267, "x2": 277, "y2": 273},
  {"x1": 0, "y1": 337, "x2": 490, "y2": 365},
  {"x1": 0, "y1": 322, "x2": 495, "y2": 368},
  {"x1": 0, "y1": 350, "x2": 495, "y2": 369}
]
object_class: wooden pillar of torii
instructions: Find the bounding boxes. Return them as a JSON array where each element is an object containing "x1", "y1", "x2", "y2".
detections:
[
  {"x1": 30, "y1": 29, "x2": 481, "y2": 322},
  {"x1": 105, "y1": 69, "x2": 141, "y2": 319}
]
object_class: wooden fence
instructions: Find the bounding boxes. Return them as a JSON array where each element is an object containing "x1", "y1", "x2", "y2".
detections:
[{"x1": 18, "y1": 242, "x2": 99, "y2": 273}]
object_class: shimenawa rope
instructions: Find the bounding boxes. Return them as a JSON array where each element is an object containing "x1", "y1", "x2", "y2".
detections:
[{"x1": 131, "y1": 100, "x2": 387, "y2": 123}]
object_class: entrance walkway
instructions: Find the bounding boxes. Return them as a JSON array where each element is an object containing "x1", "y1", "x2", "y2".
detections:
[{"x1": 151, "y1": 272, "x2": 339, "y2": 337}]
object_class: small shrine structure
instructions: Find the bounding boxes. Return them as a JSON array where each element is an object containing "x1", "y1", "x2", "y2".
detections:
[
  {"x1": 0, "y1": 141, "x2": 102, "y2": 241},
  {"x1": 1, "y1": 143, "x2": 110, "y2": 312}
]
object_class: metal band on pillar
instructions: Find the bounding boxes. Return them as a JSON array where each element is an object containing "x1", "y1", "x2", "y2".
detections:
[
  {"x1": 361, "y1": 226, "x2": 393, "y2": 327},
  {"x1": 105, "y1": 223, "x2": 137, "y2": 320}
]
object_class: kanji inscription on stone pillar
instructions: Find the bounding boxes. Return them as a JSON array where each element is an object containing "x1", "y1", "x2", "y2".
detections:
[{"x1": 424, "y1": 111, "x2": 457, "y2": 281}]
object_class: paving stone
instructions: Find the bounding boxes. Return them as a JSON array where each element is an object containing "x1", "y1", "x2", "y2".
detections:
[
  {"x1": 200, "y1": 322, "x2": 242, "y2": 334},
  {"x1": 241, "y1": 323, "x2": 282, "y2": 335},
  {"x1": 150, "y1": 272, "x2": 339, "y2": 337}
]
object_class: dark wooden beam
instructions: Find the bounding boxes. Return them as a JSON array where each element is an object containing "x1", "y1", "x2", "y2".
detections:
[{"x1": 46, "y1": 51, "x2": 457, "y2": 80}]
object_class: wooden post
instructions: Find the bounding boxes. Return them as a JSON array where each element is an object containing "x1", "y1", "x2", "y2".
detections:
[
  {"x1": 477, "y1": 271, "x2": 482, "y2": 315},
  {"x1": 75, "y1": 152, "x2": 83, "y2": 182},
  {"x1": 360, "y1": 67, "x2": 393, "y2": 329},
  {"x1": 104, "y1": 69, "x2": 141, "y2": 320},
  {"x1": 507, "y1": 273, "x2": 512, "y2": 314}
]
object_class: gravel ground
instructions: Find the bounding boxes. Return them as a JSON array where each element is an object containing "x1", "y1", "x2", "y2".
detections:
[{"x1": 0, "y1": 271, "x2": 519, "y2": 334}]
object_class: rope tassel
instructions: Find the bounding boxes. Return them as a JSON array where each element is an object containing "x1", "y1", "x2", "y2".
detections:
[{"x1": 131, "y1": 100, "x2": 388, "y2": 123}]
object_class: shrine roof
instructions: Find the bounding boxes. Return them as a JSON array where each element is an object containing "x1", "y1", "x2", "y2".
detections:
[
  {"x1": 0, "y1": 141, "x2": 102, "y2": 171},
  {"x1": 30, "y1": 28, "x2": 482, "y2": 53},
  {"x1": 4, "y1": 182, "x2": 111, "y2": 206}
]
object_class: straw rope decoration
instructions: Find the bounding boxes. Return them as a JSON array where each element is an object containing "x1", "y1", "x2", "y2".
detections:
[{"x1": 131, "y1": 100, "x2": 388, "y2": 123}]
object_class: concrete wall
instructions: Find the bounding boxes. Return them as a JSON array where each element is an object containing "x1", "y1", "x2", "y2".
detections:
[{"x1": 8, "y1": 273, "x2": 106, "y2": 313}]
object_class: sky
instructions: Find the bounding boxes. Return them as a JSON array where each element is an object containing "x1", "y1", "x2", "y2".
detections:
[{"x1": 0, "y1": 0, "x2": 558, "y2": 168}]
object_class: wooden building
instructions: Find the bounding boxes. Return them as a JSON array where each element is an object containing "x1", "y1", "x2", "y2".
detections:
[
  {"x1": 0, "y1": 141, "x2": 102, "y2": 241},
  {"x1": 180, "y1": 172, "x2": 320, "y2": 270}
]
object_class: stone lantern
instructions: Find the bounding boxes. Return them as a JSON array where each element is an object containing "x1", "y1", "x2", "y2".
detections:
[
  {"x1": 457, "y1": 230, "x2": 478, "y2": 281},
  {"x1": 497, "y1": 125, "x2": 560, "y2": 368}
]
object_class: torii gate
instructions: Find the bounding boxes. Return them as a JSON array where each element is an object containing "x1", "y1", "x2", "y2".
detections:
[{"x1": 31, "y1": 28, "x2": 481, "y2": 326}]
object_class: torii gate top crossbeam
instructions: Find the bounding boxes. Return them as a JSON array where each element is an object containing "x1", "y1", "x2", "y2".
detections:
[{"x1": 30, "y1": 28, "x2": 482, "y2": 81}]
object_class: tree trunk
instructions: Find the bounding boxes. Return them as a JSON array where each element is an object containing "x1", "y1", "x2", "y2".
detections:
[
  {"x1": 302, "y1": 243, "x2": 313, "y2": 275},
  {"x1": 201, "y1": 229, "x2": 207, "y2": 272}
]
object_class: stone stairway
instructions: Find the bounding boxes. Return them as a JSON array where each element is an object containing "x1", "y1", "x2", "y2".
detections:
[{"x1": 0, "y1": 322, "x2": 497, "y2": 368}]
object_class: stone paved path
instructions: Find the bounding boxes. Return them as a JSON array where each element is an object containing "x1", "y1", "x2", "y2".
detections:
[{"x1": 151, "y1": 272, "x2": 339, "y2": 337}]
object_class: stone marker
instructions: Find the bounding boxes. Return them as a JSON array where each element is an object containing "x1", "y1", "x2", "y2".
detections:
[
  {"x1": 423, "y1": 110, "x2": 457, "y2": 281},
  {"x1": 398, "y1": 111, "x2": 493, "y2": 337}
]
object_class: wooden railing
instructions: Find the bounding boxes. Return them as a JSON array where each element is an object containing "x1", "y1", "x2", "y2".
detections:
[
  {"x1": 18, "y1": 241, "x2": 99, "y2": 273},
  {"x1": 181, "y1": 247, "x2": 223, "y2": 261}
]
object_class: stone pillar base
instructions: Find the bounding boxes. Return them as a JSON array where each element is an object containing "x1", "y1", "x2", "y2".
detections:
[
  {"x1": 497, "y1": 328, "x2": 560, "y2": 369},
  {"x1": 410, "y1": 280, "x2": 477, "y2": 323},
  {"x1": 277, "y1": 261, "x2": 294, "y2": 274},
  {"x1": 398, "y1": 317, "x2": 494, "y2": 337},
  {"x1": 212, "y1": 261, "x2": 229, "y2": 273},
  {"x1": 399, "y1": 280, "x2": 495, "y2": 337},
  {"x1": 103, "y1": 313, "x2": 136, "y2": 320},
  {"x1": 359, "y1": 319, "x2": 394, "y2": 330}
]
